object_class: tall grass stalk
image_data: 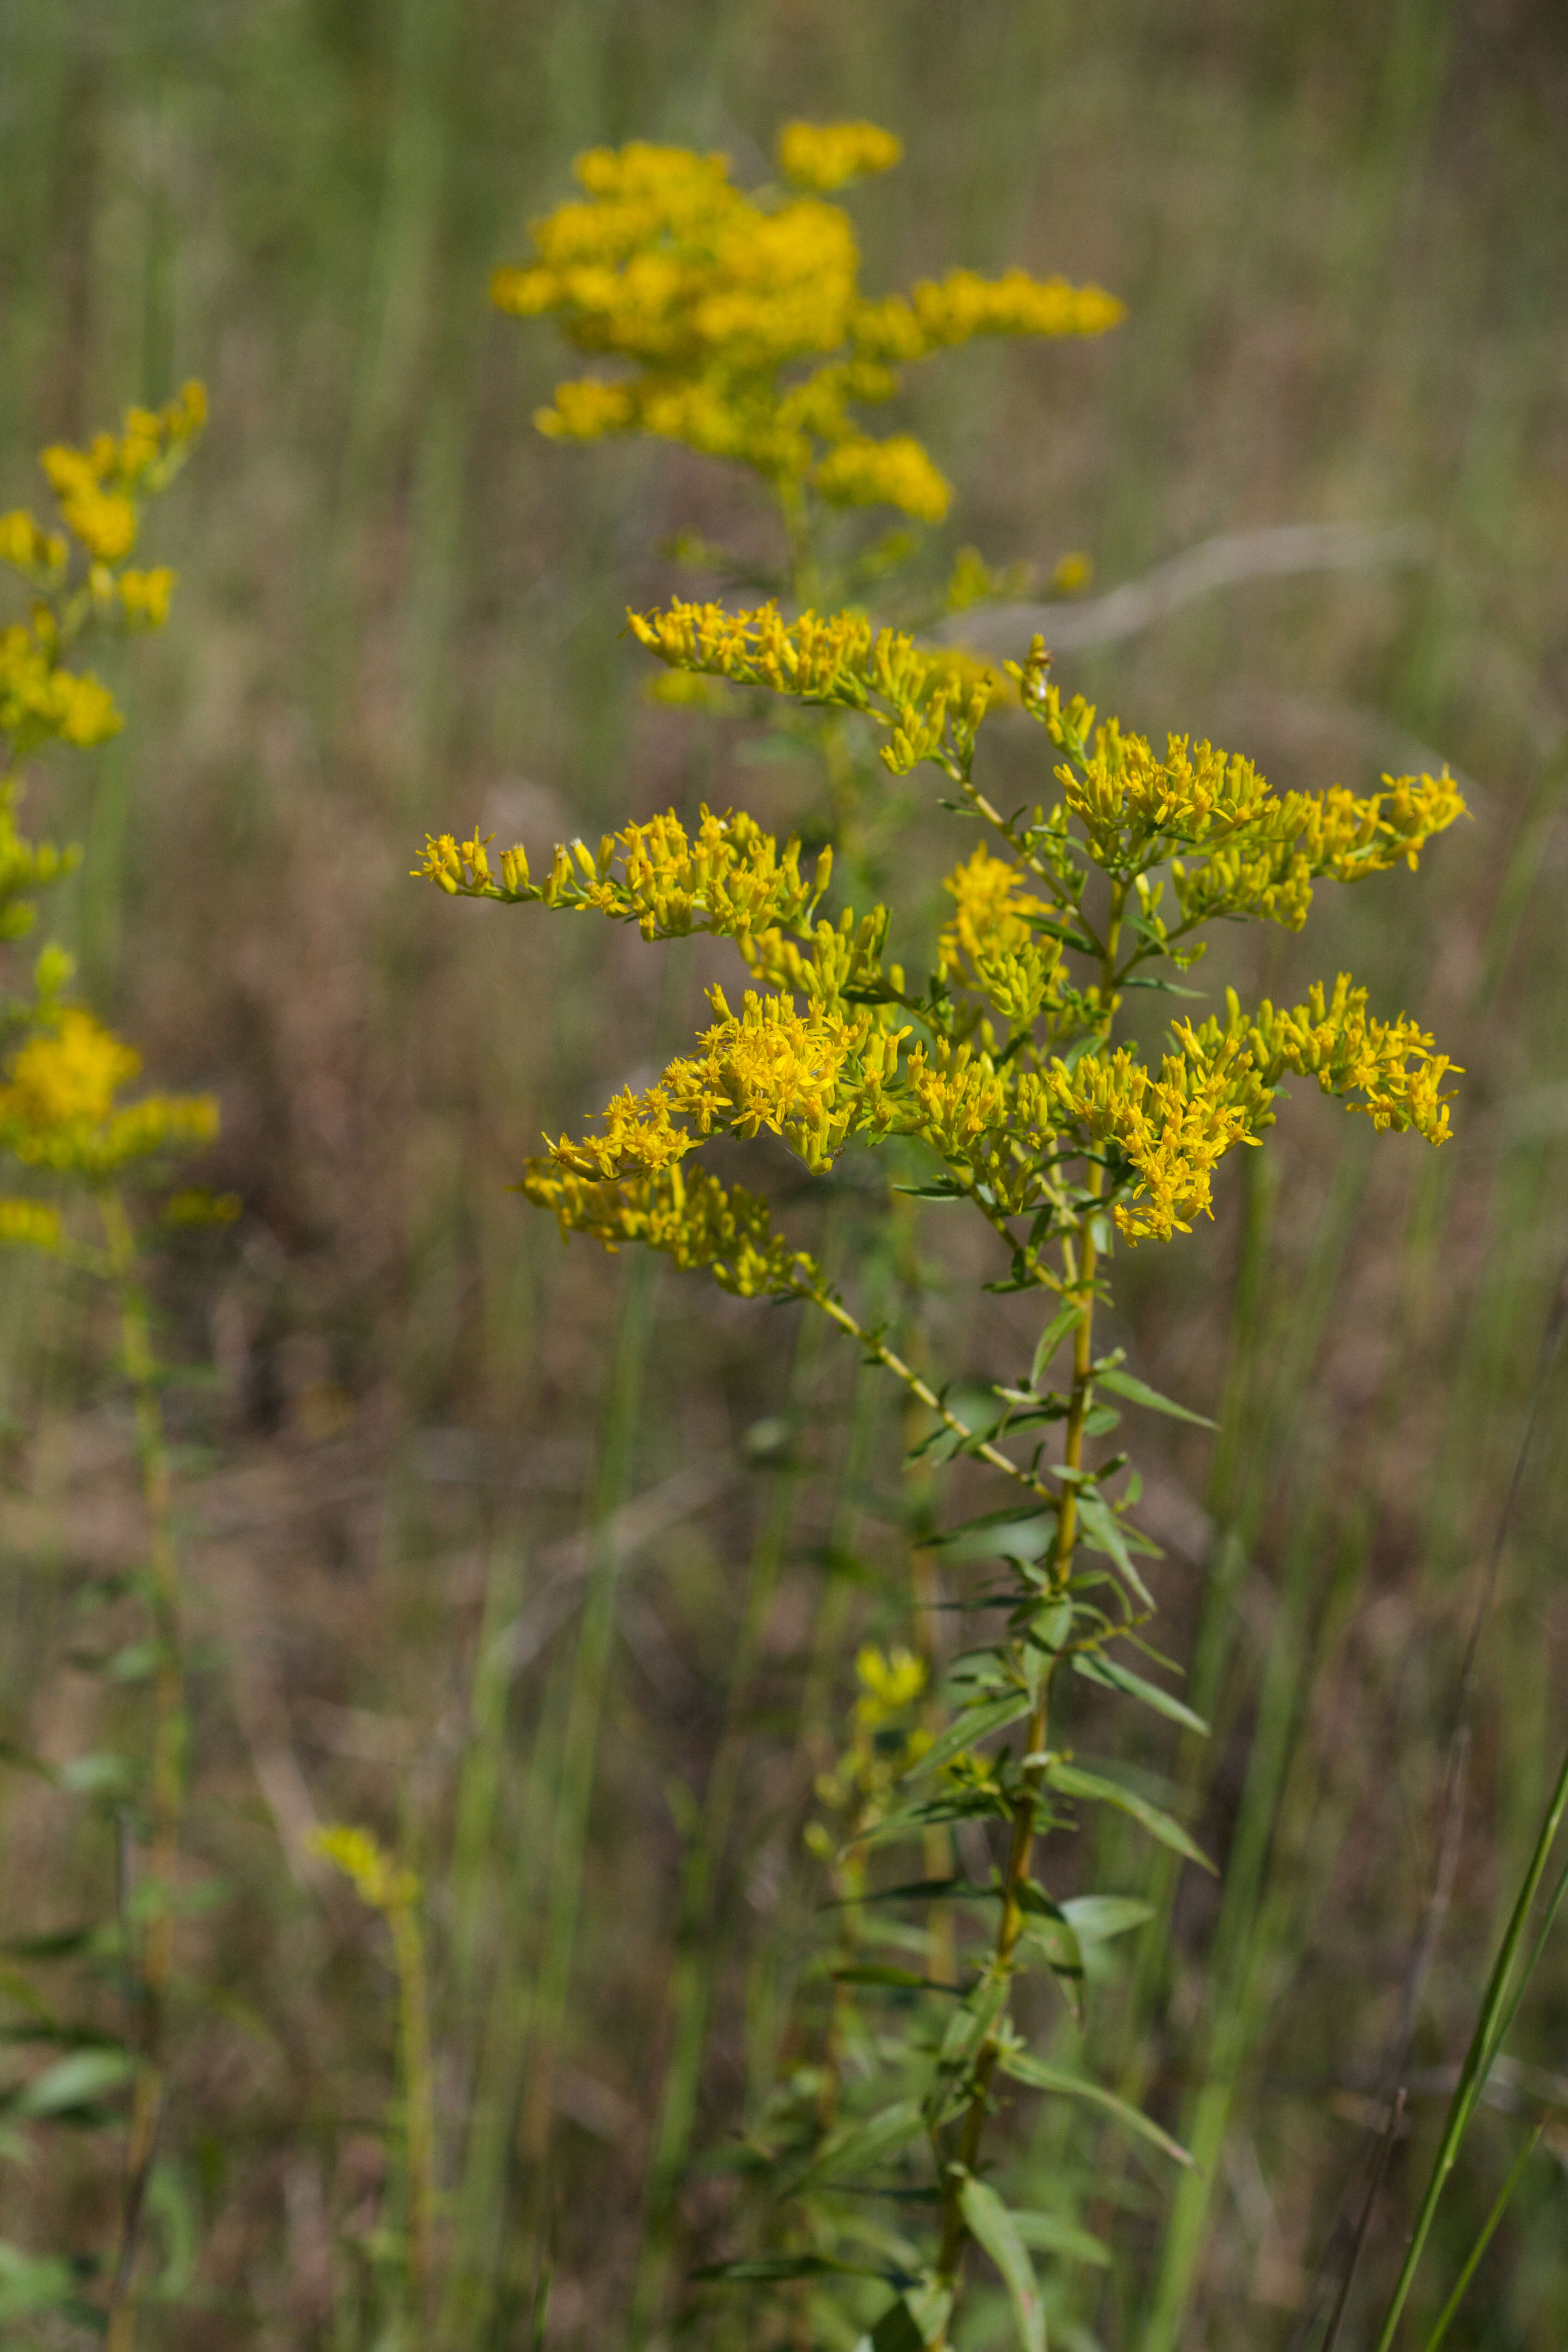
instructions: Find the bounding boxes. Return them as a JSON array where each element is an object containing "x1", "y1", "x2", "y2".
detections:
[{"x1": 1373, "y1": 1735, "x2": 1568, "y2": 2349}]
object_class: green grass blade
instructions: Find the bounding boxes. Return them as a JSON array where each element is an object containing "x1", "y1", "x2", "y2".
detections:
[
  {"x1": 1373, "y1": 1735, "x2": 1568, "y2": 2351},
  {"x1": 1423, "y1": 2123, "x2": 1544, "y2": 2352}
]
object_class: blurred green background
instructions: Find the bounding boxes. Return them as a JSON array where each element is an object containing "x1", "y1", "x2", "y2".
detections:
[{"x1": 2, "y1": 1, "x2": 1568, "y2": 2345}]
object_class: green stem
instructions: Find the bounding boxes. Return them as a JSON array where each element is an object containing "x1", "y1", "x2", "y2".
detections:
[
  {"x1": 1373, "y1": 1733, "x2": 1568, "y2": 2351},
  {"x1": 99, "y1": 1189, "x2": 183, "y2": 2352},
  {"x1": 1423, "y1": 2122, "x2": 1543, "y2": 2352},
  {"x1": 930, "y1": 888, "x2": 1122, "y2": 2337},
  {"x1": 388, "y1": 1892, "x2": 437, "y2": 2322}
]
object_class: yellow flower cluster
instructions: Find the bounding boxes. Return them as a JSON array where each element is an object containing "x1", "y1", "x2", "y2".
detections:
[
  {"x1": 520, "y1": 1158, "x2": 816, "y2": 1299},
  {"x1": 0, "y1": 1008, "x2": 219, "y2": 1182},
  {"x1": 492, "y1": 129, "x2": 1121, "y2": 521},
  {"x1": 627, "y1": 598, "x2": 997, "y2": 776},
  {"x1": 1025, "y1": 669, "x2": 1465, "y2": 925},
  {"x1": 0, "y1": 620, "x2": 121, "y2": 760},
  {"x1": 852, "y1": 1642, "x2": 928, "y2": 1726},
  {"x1": 777, "y1": 120, "x2": 904, "y2": 192},
  {"x1": 417, "y1": 803, "x2": 832, "y2": 943},
  {"x1": 1043, "y1": 976, "x2": 1455, "y2": 1242},
  {"x1": 308, "y1": 1825, "x2": 419, "y2": 1913},
  {"x1": 938, "y1": 843, "x2": 1063, "y2": 1018},
  {"x1": 0, "y1": 1197, "x2": 63, "y2": 1253},
  {"x1": 547, "y1": 984, "x2": 908, "y2": 1180},
  {"x1": 1, "y1": 384, "x2": 205, "y2": 777},
  {"x1": 36, "y1": 382, "x2": 207, "y2": 566}
]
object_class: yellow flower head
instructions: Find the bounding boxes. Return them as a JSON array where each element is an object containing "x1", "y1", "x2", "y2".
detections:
[
  {"x1": 777, "y1": 121, "x2": 904, "y2": 192},
  {"x1": 0, "y1": 1008, "x2": 219, "y2": 1182},
  {"x1": 492, "y1": 134, "x2": 1121, "y2": 521},
  {"x1": 308, "y1": 1824, "x2": 419, "y2": 1914},
  {"x1": 853, "y1": 1643, "x2": 927, "y2": 1726}
]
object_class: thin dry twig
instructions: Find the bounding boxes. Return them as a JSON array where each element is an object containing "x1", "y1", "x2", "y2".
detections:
[{"x1": 931, "y1": 522, "x2": 1429, "y2": 656}]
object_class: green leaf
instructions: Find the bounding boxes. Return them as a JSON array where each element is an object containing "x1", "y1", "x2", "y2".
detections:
[
  {"x1": 1046, "y1": 1762, "x2": 1216, "y2": 1872},
  {"x1": 0, "y1": 2239, "x2": 80, "y2": 2320},
  {"x1": 828, "y1": 1877, "x2": 997, "y2": 1909},
  {"x1": 904, "y1": 1694, "x2": 1031, "y2": 1780},
  {"x1": 958, "y1": 2172, "x2": 1045, "y2": 2352},
  {"x1": 105, "y1": 1640, "x2": 161, "y2": 1683},
  {"x1": 58, "y1": 1751, "x2": 135, "y2": 1798},
  {"x1": 998, "y1": 2050, "x2": 1194, "y2": 2168},
  {"x1": 1030, "y1": 1301, "x2": 1084, "y2": 1390},
  {"x1": 931, "y1": 1495, "x2": 1053, "y2": 1552},
  {"x1": 1094, "y1": 1366, "x2": 1217, "y2": 1428},
  {"x1": 865, "y1": 2298, "x2": 922, "y2": 2352},
  {"x1": 791, "y1": 2097, "x2": 924, "y2": 2192},
  {"x1": 1009, "y1": 2209, "x2": 1112, "y2": 2266},
  {"x1": 1075, "y1": 1501, "x2": 1155, "y2": 1606},
  {"x1": 1019, "y1": 1911, "x2": 1085, "y2": 2026},
  {"x1": 832, "y1": 1965, "x2": 968, "y2": 1999},
  {"x1": 1074, "y1": 1653, "x2": 1209, "y2": 1736},
  {"x1": 12, "y1": 2047, "x2": 134, "y2": 2118},
  {"x1": 1060, "y1": 1895, "x2": 1155, "y2": 1945},
  {"x1": 693, "y1": 2255, "x2": 887, "y2": 2284}
]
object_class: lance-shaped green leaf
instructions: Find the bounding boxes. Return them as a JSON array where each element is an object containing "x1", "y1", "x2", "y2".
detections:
[
  {"x1": 1009, "y1": 2209, "x2": 1112, "y2": 2266},
  {"x1": 903, "y1": 1693, "x2": 1032, "y2": 1780},
  {"x1": 788, "y1": 2096, "x2": 924, "y2": 2193},
  {"x1": 832, "y1": 1964, "x2": 970, "y2": 1999},
  {"x1": 1094, "y1": 1363, "x2": 1217, "y2": 1427},
  {"x1": 854, "y1": 2282, "x2": 953, "y2": 2352},
  {"x1": 830, "y1": 1876, "x2": 998, "y2": 1908},
  {"x1": 11, "y1": 2047, "x2": 134, "y2": 2118},
  {"x1": 1019, "y1": 1906, "x2": 1086, "y2": 2026},
  {"x1": 1030, "y1": 1299, "x2": 1085, "y2": 1389},
  {"x1": 1045, "y1": 1761, "x2": 1216, "y2": 1872},
  {"x1": 1074, "y1": 1652, "x2": 1209, "y2": 1735},
  {"x1": 1060, "y1": 1894, "x2": 1155, "y2": 1944},
  {"x1": 957, "y1": 2172, "x2": 1045, "y2": 2352},
  {"x1": 693, "y1": 2253, "x2": 892, "y2": 2284},
  {"x1": 926, "y1": 1503, "x2": 1057, "y2": 1563},
  {"x1": 1073, "y1": 1490, "x2": 1157, "y2": 1607},
  {"x1": 998, "y1": 2050, "x2": 1195, "y2": 2167}
]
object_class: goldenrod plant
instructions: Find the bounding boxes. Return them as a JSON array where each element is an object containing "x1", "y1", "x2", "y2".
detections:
[
  {"x1": 422, "y1": 307, "x2": 1462, "y2": 2341},
  {"x1": 492, "y1": 123, "x2": 1120, "y2": 559},
  {"x1": 310, "y1": 1826, "x2": 439, "y2": 2337},
  {"x1": 491, "y1": 123, "x2": 1121, "y2": 891},
  {"x1": 0, "y1": 392, "x2": 231, "y2": 2349}
]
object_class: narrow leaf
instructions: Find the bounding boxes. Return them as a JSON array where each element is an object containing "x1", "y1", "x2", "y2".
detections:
[
  {"x1": 1094, "y1": 1366, "x2": 1216, "y2": 1427},
  {"x1": 833, "y1": 1965, "x2": 968, "y2": 1999},
  {"x1": 904, "y1": 1694, "x2": 1031, "y2": 1780},
  {"x1": 1074, "y1": 1492, "x2": 1155, "y2": 1607},
  {"x1": 693, "y1": 2254, "x2": 886, "y2": 2284},
  {"x1": 13, "y1": 2047, "x2": 134, "y2": 2117},
  {"x1": 999, "y1": 2051, "x2": 1194, "y2": 2167},
  {"x1": 1009, "y1": 2210, "x2": 1112, "y2": 2266},
  {"x1": 1031, "y1": 1302, "x2": 1083, "y2": 1391},
  {"x1": 791, "y1": 2097, "x2": 924, "y2": 2192},
  {"x1": 1046, "y1": 1762, "x2": 1216, "y2": 1873},
  {"x1": 958, "y1": 2173, "x2": 1045, "y2": 2352},
  {"x1": 1074, "y1": 1653, "x2": 1209, "y2": 1736},
  {"x1": 1060, "y1": 1895, "x2": 1155, "y2": 1945},
  {"x1": 827, "y1": 1877, "x2": 997, "y2": 1909}
]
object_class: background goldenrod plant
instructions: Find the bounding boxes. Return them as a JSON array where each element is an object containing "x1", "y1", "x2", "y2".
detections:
[
  {"x1": 3, "y1": 10, "x2": 1568, "y2": 2350},
  {"x1": 0, "y1": 393, "x2": 237, "y2": 2346}
]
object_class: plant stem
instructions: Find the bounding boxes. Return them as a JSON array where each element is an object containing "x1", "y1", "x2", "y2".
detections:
[
  {"x1": 1373, "y1": 1732, "x2": 1568, "y2": 2350},
  {"x1": 389, "y1": 1891, "x2": 438, "y2": 2323},
  {"x1": 99, "y1": 1188, "x2": 182, "y2": 2352},
  {"x1": 929, "y1": 890, "x2": 1122, "y2": 2336},
  {"x1": 1423, "y1": 2121, "x2": 1543, "y2": 2352}
]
